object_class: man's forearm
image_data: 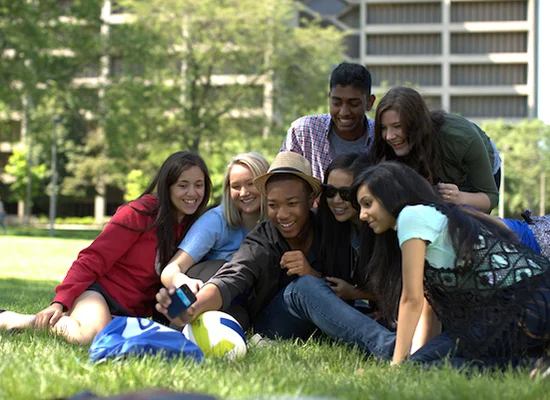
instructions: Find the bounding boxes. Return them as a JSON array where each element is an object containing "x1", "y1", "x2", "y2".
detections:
[{"x1": 193, "y1": 283, "x2": 224, "y2": 314}]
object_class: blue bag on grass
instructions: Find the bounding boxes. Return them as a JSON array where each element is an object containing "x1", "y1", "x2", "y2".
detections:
[{"x1": 89, "y1": 316, "x2": 204, "y2": 363}]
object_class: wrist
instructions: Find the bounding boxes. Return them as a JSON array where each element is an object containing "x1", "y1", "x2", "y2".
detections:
[
  {"x1": 51, "y1": 302, "x2": 65, "y2": 312},
  {"x1": 196, "y1": 283, "x2": 223, "y2": 312},
  {"x1": 172, "y1": 272, "x2": 190, "y2": 288}
]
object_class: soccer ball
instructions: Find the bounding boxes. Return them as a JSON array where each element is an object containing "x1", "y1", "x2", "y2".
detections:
[{"x1": 182, "y1": 311, "x2": 247, "y2": 361}]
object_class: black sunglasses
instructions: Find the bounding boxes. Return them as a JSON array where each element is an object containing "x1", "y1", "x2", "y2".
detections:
[{"x1": 322, "y1": 184, "x2": 352, "y2": 202}]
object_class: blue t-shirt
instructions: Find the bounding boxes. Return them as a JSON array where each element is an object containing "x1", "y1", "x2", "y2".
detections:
[{"x1": 178, "y1": 205, "x2": 248, "y2": 263}]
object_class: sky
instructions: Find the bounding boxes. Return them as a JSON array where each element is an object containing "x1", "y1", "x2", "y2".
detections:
[{"x1": 538, "y1": 0, "x2": 548, "y2": 123}]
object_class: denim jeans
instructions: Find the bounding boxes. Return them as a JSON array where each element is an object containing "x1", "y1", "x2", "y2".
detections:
[
  {"x1": 252, "y1": 275, "x2": 395, "y2": 360},
  {"x1": 409, "y1": 332, "x2": 535, "y2": 370}
]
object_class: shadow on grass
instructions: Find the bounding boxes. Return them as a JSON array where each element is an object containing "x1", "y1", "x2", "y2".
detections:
[
  {"x1": 0, "y1": 277, "x2": 58, "y2": 312},
  {"x1": 5, "y1": 226, "x2": 101, "y2": 240}
]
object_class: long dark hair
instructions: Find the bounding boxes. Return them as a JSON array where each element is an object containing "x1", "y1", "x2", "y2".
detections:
[
  {"x1": 117, "y1": 151, "x2": 212, "y2": 270},
  {"x1": 318, "y1": 153, "x2": 371, "y2": 281},
  {"x1": 370, "y1": 86, "x2": 445, "y2": 185},
  {"x1": 351, "y1": 161, "x2": 516, "y2": 319}
]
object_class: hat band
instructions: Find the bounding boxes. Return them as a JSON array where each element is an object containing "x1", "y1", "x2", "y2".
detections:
[{"x1": 269, "y1": 166, "x2": 305, "y2": 174}]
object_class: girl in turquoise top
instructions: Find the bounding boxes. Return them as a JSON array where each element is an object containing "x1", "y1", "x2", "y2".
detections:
[
  {"x1": 160, "y1": 152, "x2": 269, "y2": 293},
  {"x1": 352, "y1": 161, "x2": 550, "y2": 369}
]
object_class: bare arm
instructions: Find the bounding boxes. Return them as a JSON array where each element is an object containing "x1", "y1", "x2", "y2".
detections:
[
  {"x1": 160, "y1": 249, "x2": 202, "y2": 291},
  {"x1": 437, "y1": 183, "x2": 491, "y2": 212},
  {"x1": 410, "y1": 298, "x2": 441, "y2": 355},
  {"x1": 456, "y1": 191, "x2": 491, "y2": 212},
  {"x1": 392, "y1": 238, "x2": 427, "y2": 365}
]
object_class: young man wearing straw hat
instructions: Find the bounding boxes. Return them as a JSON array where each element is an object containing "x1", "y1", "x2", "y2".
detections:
[{"x1": 156, "y1": 152, "x2": 325, "y2": 335}]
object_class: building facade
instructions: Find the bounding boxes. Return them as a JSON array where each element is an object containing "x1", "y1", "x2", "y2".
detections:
[{"x1": 300, "y1": 0, "x2": 538, "y2": 122}]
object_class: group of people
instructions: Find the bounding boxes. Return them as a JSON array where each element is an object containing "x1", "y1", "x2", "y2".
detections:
[{"x1": 2, "y1": 62, "x2": 550, "y2": 374}]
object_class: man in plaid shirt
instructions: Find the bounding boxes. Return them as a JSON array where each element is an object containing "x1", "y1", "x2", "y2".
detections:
[{"x1": 281, "y1": 63, "x2": 376, "y2": 182}]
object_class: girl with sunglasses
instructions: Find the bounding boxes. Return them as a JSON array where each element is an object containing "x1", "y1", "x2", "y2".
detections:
[{"x1": 317, "y1": 153, "x2": 374, "y2": 300}]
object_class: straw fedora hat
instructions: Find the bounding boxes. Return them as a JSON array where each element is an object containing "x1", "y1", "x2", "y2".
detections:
[{"x1": 253, "y1": 152, "x2": 322, "y2": 198}]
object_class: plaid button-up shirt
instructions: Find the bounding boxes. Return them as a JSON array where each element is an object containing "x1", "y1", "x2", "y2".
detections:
[{"x1": 280, "y1": 113, "x2": 375, "y2": 182}]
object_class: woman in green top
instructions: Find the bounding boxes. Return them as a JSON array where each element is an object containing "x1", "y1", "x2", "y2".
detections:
[{"x1": 370, "y1": 86, "x2": 499, "y2": 212}]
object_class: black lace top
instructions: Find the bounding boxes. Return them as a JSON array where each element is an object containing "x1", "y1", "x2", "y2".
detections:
[{"x1": 424, "y1": 224, "x2": 550, "y2": 358}]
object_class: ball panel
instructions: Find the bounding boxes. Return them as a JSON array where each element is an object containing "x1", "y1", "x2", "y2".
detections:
[
  {"x1": 189, "y1": 314, "x2": 213, "y2": 354},
  {"x1": 183, "y1": 311, "x2": 247, "y2": 360}
]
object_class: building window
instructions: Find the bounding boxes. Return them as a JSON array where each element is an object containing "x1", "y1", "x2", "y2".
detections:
[
  {"x1": 339, "y1": 5, "x2": 360, "y2": 29},
  {"x1": 451, "y1": 32, "x2": 528, "y2": 54},
  {"x1": 367, "y1": 34, "x2": 441, "y2": 55},
  {"x1": 369, "y1": 65, "x2": 442, "y2": 86},
  {"x1": 424, "y1": 96, "x2": 442, "y2": 111},
  {"x1": 451, "y1": 1, "x2": 527, "y2": 22},
  {"x1": 451, "y1": 95, "x2": 527, "y2": 118},
  {"x1": 366, "y1": 3, "x2": 441, "y2": 24},
  {"x1": 76, "y1": 60, "x2": 101, "y2": 78},
  {"x1": 451, "y1": 64, "x2": 527, "y2": 86}
]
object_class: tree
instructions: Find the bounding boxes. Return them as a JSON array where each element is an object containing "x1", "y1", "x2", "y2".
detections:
[
  {"x1": 4, "y1": 150, "x2": 47, "y2": 203},
  {"x1": 102, "y1": 0, "x2": 345, "y2": 187},
  {"x1": 0, "y1": 0, "x2": 103, "y2": 217},
  {"x1": 483, "y1": 119, "x2": 550, "y2": 218}
]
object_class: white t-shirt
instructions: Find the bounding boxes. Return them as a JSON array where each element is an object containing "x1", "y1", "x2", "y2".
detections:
[{"x1": 396, "y1": 204, "x2": 456, "y2": 270}]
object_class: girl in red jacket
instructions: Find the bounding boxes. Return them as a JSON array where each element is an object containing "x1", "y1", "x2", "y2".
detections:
[{"x1": 0, "y1": 151, "x2": 211, "y2": 344}]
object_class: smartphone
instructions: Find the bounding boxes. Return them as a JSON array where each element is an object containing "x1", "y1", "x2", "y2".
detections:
[{"x1": 167, "y1": 284, "x2": 197, "y2": 319}]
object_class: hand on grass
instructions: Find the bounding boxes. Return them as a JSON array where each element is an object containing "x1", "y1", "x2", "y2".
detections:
[{"x1": 34, "y1": 303, "x2": 64, "y2": 329}]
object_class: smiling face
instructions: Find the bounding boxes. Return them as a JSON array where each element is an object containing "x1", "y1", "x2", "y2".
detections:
[
  {"x1": 325, "y1": 168, "x2": 358, "y2": 224},
  {"x1": 329, "y1": 85, "x2": 374, "y2": 141},
  {"x1": 229, "y1": 163, "x2": 261, "y2": 216},
  {"x1": 266, "y1": 177, "x2": 312, "y2": 241},
  {"x1": 380, "y1": 109, "x2": 410, "y2": 157},
  {"x1": 356, "y1": 183, "x2": 396, "y2": 234},
  {"x1": 170, "y1": 166, "x2": 206, "y2": 222}
]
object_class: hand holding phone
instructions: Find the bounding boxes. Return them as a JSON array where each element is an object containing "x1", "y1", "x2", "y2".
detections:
[{"x1": 167, "y1": 284, "x2": 197, "y2": 319}]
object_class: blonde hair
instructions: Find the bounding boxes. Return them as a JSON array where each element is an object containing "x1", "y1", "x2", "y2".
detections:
[{"x1": 223, "y1": 152, "x2": 270, "y2": 228}]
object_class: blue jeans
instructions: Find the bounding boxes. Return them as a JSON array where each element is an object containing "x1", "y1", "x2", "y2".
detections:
[
  {"x1": 409, "y1": 332, "x2": 536, "y2": 370},
  {"x1": 253, "y1": 275, "x2": 395, "y2": 360}
]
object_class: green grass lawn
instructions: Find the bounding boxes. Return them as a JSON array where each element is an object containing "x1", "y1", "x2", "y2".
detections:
[{"x1": 1, "y1": 235, "x2": 549, "y2": 399}]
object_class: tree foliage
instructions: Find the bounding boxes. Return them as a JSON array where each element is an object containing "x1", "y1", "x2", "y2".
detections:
[
  {"x1": 4, "y1": 150, "x2": 47, "y2": 202},
  {"x1": 483, "y1": 119, "x2": 550, "y2": 218},
  {"x1": 2, "y1": 0, "x2": 346, "y2": 209},
  {"x1": 104, "y1": 0, "x2": 345, "y2": 196},
  {"x1": 0, "y1": 0, "x2": 104, "y2": 209}
]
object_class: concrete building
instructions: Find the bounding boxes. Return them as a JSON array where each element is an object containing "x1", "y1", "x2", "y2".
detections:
[{"x1": 300, "y1": 0, "x2": 538, "y2": 123}]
